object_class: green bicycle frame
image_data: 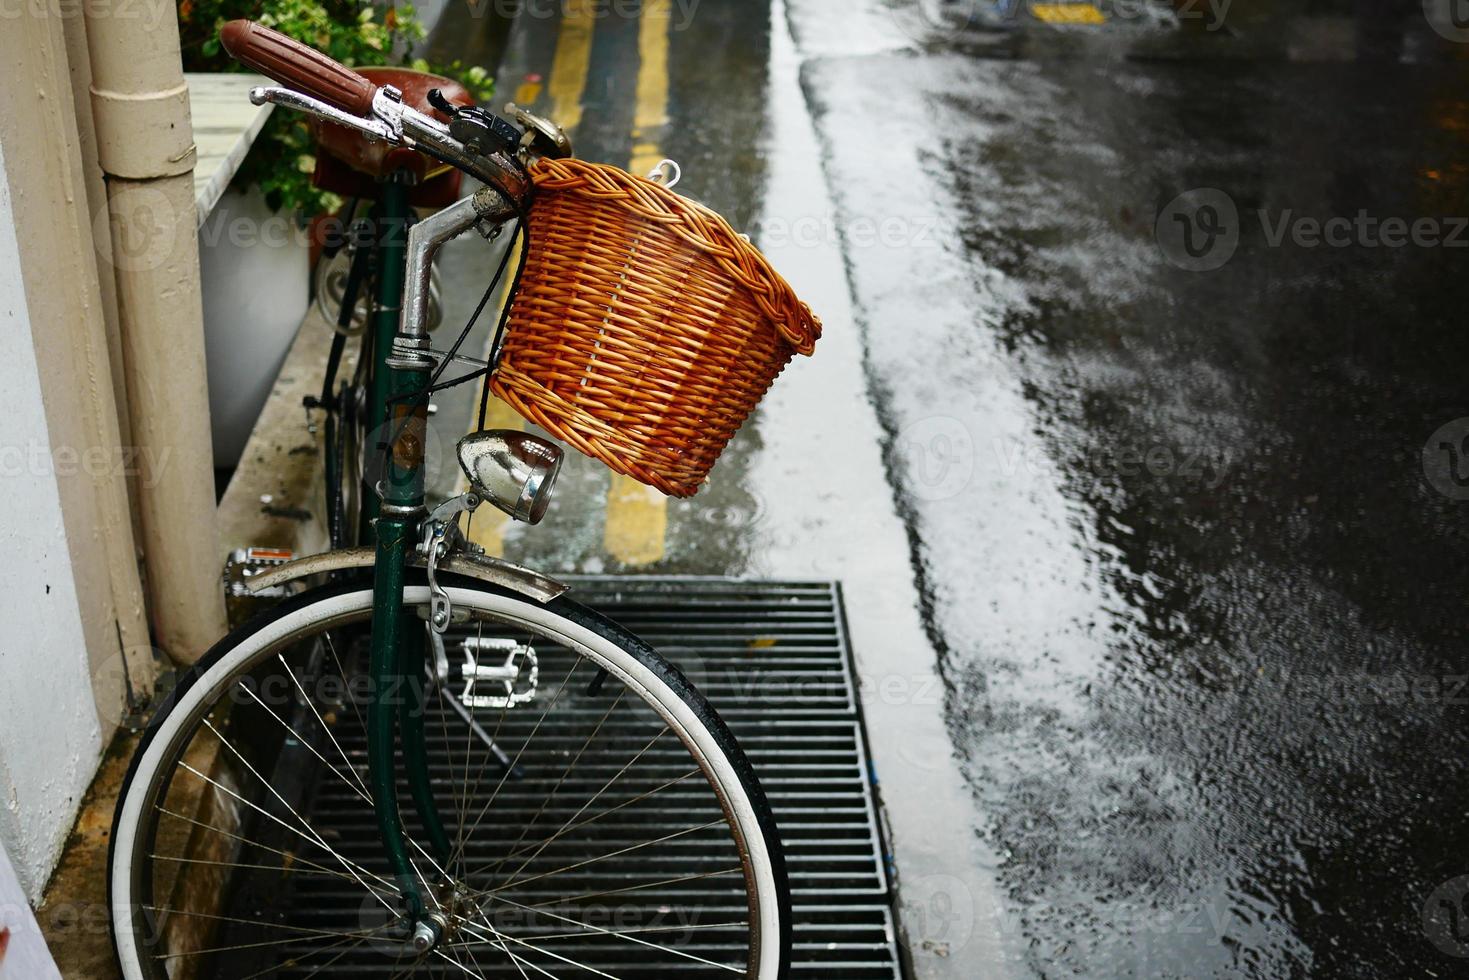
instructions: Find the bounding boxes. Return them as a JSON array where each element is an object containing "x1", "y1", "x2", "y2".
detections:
[
  {"x1": 361, "y1": 183, "x2": 407, "y2": 538},
  {"x1": 361, "y1": 180, "x2": 450, "y2": 923},
  {"x1": 357, "y1": 181, "x2": 518, "y2": 930}
]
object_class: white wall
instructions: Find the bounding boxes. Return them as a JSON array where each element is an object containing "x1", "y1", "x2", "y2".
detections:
[
  {"x1": 0, "y1": 138, "x2": 105, "y2": 903},
  {"x1": 0, "y1": 840, "x2": 60, "y2": 979}
]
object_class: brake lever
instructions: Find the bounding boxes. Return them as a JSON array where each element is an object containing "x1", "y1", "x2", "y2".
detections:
[
  {"x1": 252, "y1": 82, "x2": 532, "y2": 206},
  {"x1": 250, "y1": 85, "x2": 398, "y2": 143}
]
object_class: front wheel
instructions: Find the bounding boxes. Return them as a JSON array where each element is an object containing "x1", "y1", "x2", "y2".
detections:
[{"x1": 109, "y1": 578, "x2": 790, "y2": 979}]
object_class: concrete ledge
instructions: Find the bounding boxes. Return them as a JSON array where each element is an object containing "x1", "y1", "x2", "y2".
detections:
[{"x1": 186, "y1": 73, "x2": 273, "y2": 220}]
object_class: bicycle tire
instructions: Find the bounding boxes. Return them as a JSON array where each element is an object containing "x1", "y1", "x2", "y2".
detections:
[{"x1": 109, "y1": 577, "x2": 791, "y2": 979}]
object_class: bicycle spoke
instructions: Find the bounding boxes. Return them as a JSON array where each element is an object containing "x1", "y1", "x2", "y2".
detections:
[
  {"x1": 386, "y1": 954, "x2": 428, "y2": 980},
  {"x1": 435, "y1": 645, "x2": 467, "y2": 879},
  {"x1": 323, "y1": 630, "x2": 369, "y2": 738},
  {"x1": 238, "y1": 662, "x2": 448, "y2": 926},
  {"x1": 176, "y1": 758, "x2": 395, "y2": 914},
  {"x1": 455, "y1": 926, "x2": 513, "y2": 980},
  {"x1": 440, "y1": 941, "x2": 486, "y2": 980},
  {"x1": 278, "y1": 652, "x2": 370, "y2": 795},
  {"x1": 471, "y1": 726, "x2": 667, "y2": 883},
  {"x1": 153, "y1": 804, "x2": 397, "y2": 895},
  {"x1": 451, "y1": 617, "x2": 489, "y2": 874},
  {"x1": 448, "y1": 659, "x2": 582, "y2": 873},
  {"x1": 429, "y1": 850, "x2": 537, "y2": 980},
  {"x1": 405, "y1": 837, "x2": 450, "y2": 918},
  {"x1": 450, "y1": 932, "x2": 557, "y2": 980},
  {"x1": 487, "y1": 819, "x2": 725, "y2": 895},
  {"x1": 156, "y1": 922, "x2": 390, "y2": 959},
  {"x1": 145, "y1": 905, "x2": 382, "y2": 942},
  {"x1": 198, "y1": 714, "x2": 384, "y2": 887},
  {"x1": 449, "y1": 621, "x2": 520, "y2": 874},
  {"x1": 480, "y1": 687, "x2": 626, "y2": 883},
  {"x1": 456, "y1": 919, "x2": 746, "y2": 944},
  {"x1": 480, "y1": 894, "x2": 745, "y2": 974},
  {"x1": 149, "y1": 852, "x2": 374, "y2": 886},
  {"x1": 196, "y1": 718, "x2": 395, "y2": 912},
  {"x1": 455, "y1": 927, "x2": 541, "y2": 980},
  {"x1": 527, "y1": 866, "x2": 744, "y2": 909},
  {"x1": 237, "y1": 928, "x2": 378, "y2": 980},
  {"x1": 479, "y1": 733, "x2": 675, "y2": 881},
  {"x1": 235, "y1": 678, "x2": 372, "y2": 806},
  {"x1": 432, "y1": 947, "x2": 492, "y2": 978},
  {"x1": 456, "y1": 918, "x2": 615, "y2": 979}
]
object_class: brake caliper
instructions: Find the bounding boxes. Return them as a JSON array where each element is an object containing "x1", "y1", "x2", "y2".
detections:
[{"x1": 419, "y1": 491, "x2": 481, "y2": 633}]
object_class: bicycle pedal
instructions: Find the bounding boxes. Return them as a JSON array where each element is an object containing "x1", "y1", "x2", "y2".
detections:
[
  {"x1": 222, "y1": 547, "x2": 295, "y2": 625},
  {"x1": 459, "y1": 636, "x2": 538, "y2": 709}
]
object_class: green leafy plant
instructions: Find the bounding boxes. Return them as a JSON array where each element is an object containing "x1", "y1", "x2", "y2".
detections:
[{"x1": 178, "y1": 0, "x2": 494, "y2": 213}]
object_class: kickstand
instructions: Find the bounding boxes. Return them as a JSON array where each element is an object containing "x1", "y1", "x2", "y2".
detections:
[{"x1": 439, "y1": 686, "x2": 524, "y2": 780}]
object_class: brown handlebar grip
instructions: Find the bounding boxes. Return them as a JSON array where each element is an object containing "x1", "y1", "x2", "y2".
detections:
[{"x1": 220, "y1": 20, "x2": 378, "y2": 117}]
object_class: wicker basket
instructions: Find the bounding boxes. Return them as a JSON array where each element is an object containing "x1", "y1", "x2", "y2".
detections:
[{"x1": 489, "y1": 157, "x2": 821, "y2": 498}]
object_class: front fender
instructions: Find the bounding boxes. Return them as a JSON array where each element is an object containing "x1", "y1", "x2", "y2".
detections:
[{"x1": 242, "y1": 547, "x2": 568, "y2": 603}]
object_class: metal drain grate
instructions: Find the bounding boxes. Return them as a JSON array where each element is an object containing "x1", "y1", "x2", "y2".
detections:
[
  {"x1": 214, "y1": 578, "x2": 901, "y2": 978},
  {"x1": 567, "y1": 578, "x2": 900, "y2": 979}
]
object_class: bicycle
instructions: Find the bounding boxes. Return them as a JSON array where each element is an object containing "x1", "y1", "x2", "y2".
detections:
[{"x1": 109, "y1": 21, "x2": 801, "y2": 979}]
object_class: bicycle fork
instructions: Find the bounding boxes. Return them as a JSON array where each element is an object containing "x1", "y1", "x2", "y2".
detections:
[{"x1": 363, "y1": 183, "x2": 517, "y2": 943}]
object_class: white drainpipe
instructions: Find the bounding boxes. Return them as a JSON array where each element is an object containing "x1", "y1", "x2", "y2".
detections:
[{"x1": 84, "y1": 5, "x2": 226, "y2": 662}]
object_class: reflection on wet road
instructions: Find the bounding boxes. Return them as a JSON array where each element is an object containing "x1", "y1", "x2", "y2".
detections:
[
  {"x1": 447, "y1": 0, "x2": 777, "y2": 574},
  {"x1": 427, "y1": 0, "x2": 1469, "y2": 975}
]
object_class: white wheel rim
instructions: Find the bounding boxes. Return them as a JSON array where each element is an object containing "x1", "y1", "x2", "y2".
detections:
[{"x1": 111, "y1": 586, "x2": 781, "y2": 980}]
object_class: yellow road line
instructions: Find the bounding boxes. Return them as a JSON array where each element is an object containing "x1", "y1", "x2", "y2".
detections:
[
  {"x1": 1031, "y1": 3, "x2": 1107, "y2": 24},
  {"x1": 629, "y1": 0, "x2": 672, "y2": 175},
  {"x1": 514, "y1": 79, "x2": 543, "y2": 106},
  {"x1": 604, "y1": 474, "x2": 669, "y2": 565},
  {"x1": 603, "y1": 0, "x2": 673, "y2": 567},
  {"x1": 546, "y1": 0, "x2": 596, "y2": 134}
]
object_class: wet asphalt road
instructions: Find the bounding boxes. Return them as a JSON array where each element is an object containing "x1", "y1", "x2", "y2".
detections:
[
  {"x1": 795, "y1": 2, "x2": 1469, "y2": 976},
  {"x1": 428, "y1": 1, "x2": 1469, "y2": 975}
]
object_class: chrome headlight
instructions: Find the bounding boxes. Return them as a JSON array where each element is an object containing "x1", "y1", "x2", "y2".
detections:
[{"x1": 456, "y1": 430, "x2": 563, "y2": 524}]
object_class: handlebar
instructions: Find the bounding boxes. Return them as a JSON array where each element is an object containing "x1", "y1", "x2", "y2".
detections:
[
  {"x1": 220, "y1": 20, "x2": 378, "y2": 117},
  {"x1": 218, "y1": 19, "x2": 571, "y2": 207}
]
